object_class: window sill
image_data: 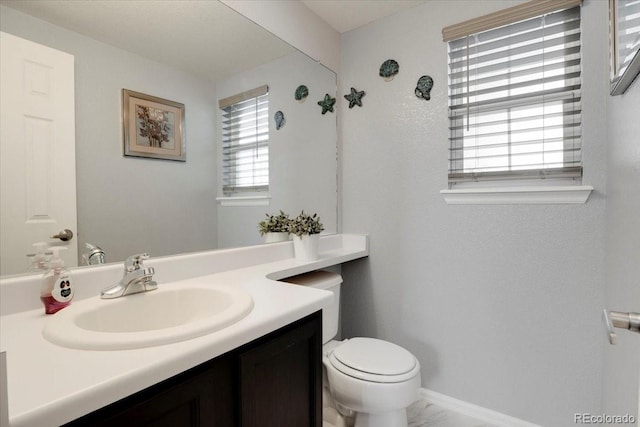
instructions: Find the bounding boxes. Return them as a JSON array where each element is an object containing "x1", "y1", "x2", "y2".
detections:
[
  {"x1": 217, "y1": 195, "x2": 271, "y2": 207},
  {"x1": 440, "y1": 185, "x2": 594, "y2": 205}
]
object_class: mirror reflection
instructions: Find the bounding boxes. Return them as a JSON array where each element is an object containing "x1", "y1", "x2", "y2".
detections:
[{"x1": 0, "y1": 1, "x2": 337, "y2": 277}]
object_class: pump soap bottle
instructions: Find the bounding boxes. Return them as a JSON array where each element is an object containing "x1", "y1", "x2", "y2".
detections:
[
  {"x1": 30, "y1": 242, "x2": 50, "y2": 272},
  {"x1": 41, "y1": 247, "x2": 74, "y2": 314}
]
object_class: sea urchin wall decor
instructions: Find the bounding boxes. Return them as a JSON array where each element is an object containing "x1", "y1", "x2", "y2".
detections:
[
  {"x1": 415, "y1": 75, "x2": 434, "y2": 100},
  {"x1": 344, "y1": 87, "x2": 366, "y2": 108},
  {"x1": 317, "y1": 94, "x2": 336, "y2": 114},
  {"x1": 379, "y1": 59, "x2": 399, "y2": 80},
  {"x1": 295, "y1": 85, "x2": 309, "y2": 101},
  {"x1": 274, "y1": 110, "x2": 285, "y2": 130}
]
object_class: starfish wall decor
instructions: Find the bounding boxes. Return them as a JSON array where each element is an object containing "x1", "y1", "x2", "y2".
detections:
[
  {"x1": 317, "y1": 94, "x2": 336, "y2": 114},
  {"x1": 344, "y1": 87, "x2": 366, "y2": 108}
]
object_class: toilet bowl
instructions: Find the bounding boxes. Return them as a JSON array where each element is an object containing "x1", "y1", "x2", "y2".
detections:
[
  {"x1": 282, "y1": 271, "x2": 421, "y2": 427},
  {"x1": 323, "y1": 338, "x2": 421, "y2": 427}
]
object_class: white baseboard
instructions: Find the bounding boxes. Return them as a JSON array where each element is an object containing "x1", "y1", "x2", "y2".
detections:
[{"x1": 419, "y1": 389, "x2": 542, "y2": 427}]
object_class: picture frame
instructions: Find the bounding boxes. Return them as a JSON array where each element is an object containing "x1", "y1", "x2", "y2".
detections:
[
  {"x1": 122, "y1": 89, "x2": 186, "y2": 161},
  {"x1": 609, "y1": 0, "x2": 640, "y2": 95}
]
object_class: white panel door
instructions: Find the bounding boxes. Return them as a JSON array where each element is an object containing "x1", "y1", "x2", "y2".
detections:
[{"x1": 0, "y1": 32, "x2": 77, "y2": 275}]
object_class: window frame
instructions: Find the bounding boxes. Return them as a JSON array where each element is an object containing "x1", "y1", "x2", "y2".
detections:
[
  {"x1": 218, "y1": 86, "x2": 270, "y2": 201},
  {"x1": 440, "y1": 0, "x2": 593, "y2": 204}
]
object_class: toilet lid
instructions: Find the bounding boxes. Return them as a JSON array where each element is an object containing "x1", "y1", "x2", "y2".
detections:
[{"x1": 331, "y1": 337, "x2": 417, "y2": 376}]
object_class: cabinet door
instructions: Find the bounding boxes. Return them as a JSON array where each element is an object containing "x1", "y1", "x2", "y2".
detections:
[
  {"x1": 239, "y1": 312, "x2": 322, "y2": 427},
  {"x1": 65, "y1": 354, "x2": 234, "y2": 426}
]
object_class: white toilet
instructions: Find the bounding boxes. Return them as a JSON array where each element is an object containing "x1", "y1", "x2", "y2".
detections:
[{"x1": 283, "y1": 271, "x2": 421, "y2": 427}]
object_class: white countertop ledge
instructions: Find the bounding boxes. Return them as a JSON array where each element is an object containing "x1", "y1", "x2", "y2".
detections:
[{"x1": 0, "y1": 234, "x2": 368, "y2": 427}]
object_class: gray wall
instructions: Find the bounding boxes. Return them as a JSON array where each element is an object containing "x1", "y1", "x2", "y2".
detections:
[
  {"x1": 339, "y1": 1, "x2": 608, "y2": 425},
  {"x1": 603, "y1": 68, "x2": 640, "y2": 419},
  {"x1": 0, "y1": 6, "x2": 218, "y2": 264}
]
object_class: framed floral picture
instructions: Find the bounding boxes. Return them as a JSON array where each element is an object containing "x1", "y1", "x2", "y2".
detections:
[{"x1": 122, "y1": 89, "x2": 186, "y2": 161}]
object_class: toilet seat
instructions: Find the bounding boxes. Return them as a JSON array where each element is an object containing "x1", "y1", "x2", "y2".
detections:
[{"x1": 327, "y1": 338, "x2": 419, "y2": 383}]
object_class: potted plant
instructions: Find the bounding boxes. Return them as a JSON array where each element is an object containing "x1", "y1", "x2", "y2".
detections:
[
  {"x1": 258, "y1": 210, "x2": 291, "y2": 243},
  {"x1": 288, "y1": 211, "x2": 324, "y2": 261}
]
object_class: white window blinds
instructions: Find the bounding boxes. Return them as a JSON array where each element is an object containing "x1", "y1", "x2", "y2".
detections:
[
  {"x1": 445, "y1": 2, "x2": 582, "y2": 185},
  {"x1": 219, "y1": 86, "x2": 269, "y2": 196}
]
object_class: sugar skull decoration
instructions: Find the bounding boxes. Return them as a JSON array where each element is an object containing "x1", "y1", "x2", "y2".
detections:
[
  {"x1": 295, "y1": 85, "x2": 309, "y2": 101},
  {"x1": 415, "y1": 75, "x2": 434, "y2": 100},
  {"x1": 379, "y1": 59, "x2": 399, "y2": 80},
  {"x1": 274, "y1": 111, "x2": 285, "y2": 130}
]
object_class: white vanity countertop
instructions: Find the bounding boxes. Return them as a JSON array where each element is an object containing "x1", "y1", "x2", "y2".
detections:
[{"x1": 0, "y1": 234, "x2": 368, "y2": 427}]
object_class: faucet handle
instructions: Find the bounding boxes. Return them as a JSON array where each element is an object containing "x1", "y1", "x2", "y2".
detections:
[{"x1": 125, "y1": 253, "x2": 150, "y2": 272}]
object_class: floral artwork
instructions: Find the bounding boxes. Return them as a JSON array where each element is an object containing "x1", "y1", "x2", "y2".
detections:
[
  {"x1": 135, "y1": 105, "x2": 174, "y2": 149},
  {"x1": 123, "y1": 89, "x2": 185, "y2": 161}
]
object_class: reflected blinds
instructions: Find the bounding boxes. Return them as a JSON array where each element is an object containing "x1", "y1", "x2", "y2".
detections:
[
  {"x1": 615, "y1": 0, "x2": 640, "y2": 75},
  {"x1": 445, "y1": 3, "x2": 582, "y2": 185},
  {"x1": 219, "y1": 86, "x2": 269, "y2": 195}
]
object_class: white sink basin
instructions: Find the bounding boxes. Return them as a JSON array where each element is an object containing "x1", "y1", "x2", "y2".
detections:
[{"x1": 43, "y1": 285, "x2": 254, "y2": 350}]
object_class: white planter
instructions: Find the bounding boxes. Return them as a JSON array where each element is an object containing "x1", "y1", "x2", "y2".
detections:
[
  {"x1": 292, "y1": 234, "x2": 320, "y2": 261},
  {"x1": 263, "y1": 232, "x2": 290, "y2": 243}
]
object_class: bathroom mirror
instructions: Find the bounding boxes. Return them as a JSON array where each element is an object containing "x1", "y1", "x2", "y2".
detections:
[
  {"x1": 609, "y1": 0, "x2": 640, "y2": 95},
  {"x1": 0, "y1": 1, "x2": 337, "y2": 276}
]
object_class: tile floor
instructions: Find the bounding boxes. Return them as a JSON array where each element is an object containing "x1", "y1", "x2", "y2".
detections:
[
  {"x1": 323, "y1": 386, "x2": 497, "y2": 427},
  {"x1": 407, "y1": 399, "x2": 497, "y2": 427}
]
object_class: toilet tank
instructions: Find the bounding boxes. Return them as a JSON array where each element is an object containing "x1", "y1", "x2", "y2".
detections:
[{"x1": 281, "y1": 270, "x2": 342, "y2": 344}]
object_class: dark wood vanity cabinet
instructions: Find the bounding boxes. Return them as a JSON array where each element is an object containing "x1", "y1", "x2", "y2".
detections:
[
  {"x1": 239, "y1": 311, "x2": 322, "y2": 426},
  {"x1": 65, "y1": 311, "x2": 322, "y2": 427}
]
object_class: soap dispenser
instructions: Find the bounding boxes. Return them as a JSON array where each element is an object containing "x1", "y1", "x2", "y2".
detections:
[
  {"x1": 27, "y1": 242, "x2": 50, "y2": 272},
  {"x1": 40, "y1": 247, "x2": 74, "y2": 314}
]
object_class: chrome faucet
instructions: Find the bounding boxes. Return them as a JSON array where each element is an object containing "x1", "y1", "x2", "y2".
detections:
[
  {"x1": 101, "y1": 253, "x2": 158, "y2": 299},
  {"x1": 83, "y1": 243, "x2": 106, "y2": 266}
]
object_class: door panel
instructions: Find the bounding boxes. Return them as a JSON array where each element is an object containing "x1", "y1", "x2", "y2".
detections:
[{"x1": 0, "y1": 32, "x2": 77, "y2": 275}]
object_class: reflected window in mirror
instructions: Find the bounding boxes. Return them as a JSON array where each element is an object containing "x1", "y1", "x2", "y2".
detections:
[
  {"x1": 219, "y1": 85, "x2": 270, "y2": 196},
  {"x1": 610, "y1": 0, "x2": 640, "y2": 95}
]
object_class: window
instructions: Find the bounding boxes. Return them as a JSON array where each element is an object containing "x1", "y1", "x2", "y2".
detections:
[
  {"x1": 219, "y1": 85, "x2": 269, "y2": 196},
  {"x1": 444, "y1": 0, "x2": 582, "y2": 187}
]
